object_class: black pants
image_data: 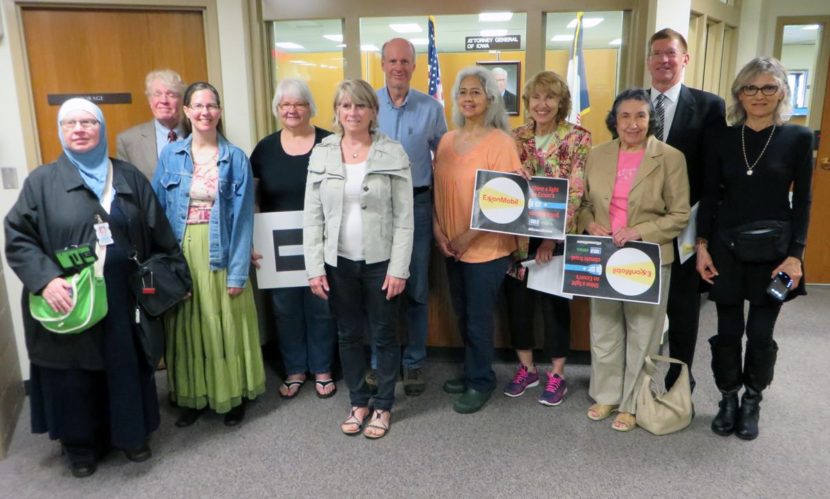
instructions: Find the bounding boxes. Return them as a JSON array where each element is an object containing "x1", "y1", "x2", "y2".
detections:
[
  {"x1": 503, "y1": 276, "x2": 571, "y2": 359},
  {"x1": 715, "y1": 302, "x2": 780, "y2": 351},
  {"x1": 326, "y1": 258, "x2": 400, "y2": 411},
  {"x1": 666, "y1": 251, "x2": 701, "y2": 386}
]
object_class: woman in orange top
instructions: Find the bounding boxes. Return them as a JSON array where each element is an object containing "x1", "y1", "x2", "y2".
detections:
[{"x1": 433, "y1": 66, "x2": 522, "y2": 414}]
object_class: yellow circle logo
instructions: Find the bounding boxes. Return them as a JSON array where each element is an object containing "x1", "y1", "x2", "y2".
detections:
[
  {"x1": 478, "y1": 177, "x2": 525, "y2": 224},
  {"x1": 605, "y1": 248, "x2": 657, "y2": 296}
]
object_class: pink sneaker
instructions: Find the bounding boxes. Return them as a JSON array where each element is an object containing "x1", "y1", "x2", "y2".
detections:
[
  {"x1": 538, "y1": 373, "x2": 568, "y2": 406},
  {"x1": 503, "y1": 365, "x2": 540, "y2": 397}
]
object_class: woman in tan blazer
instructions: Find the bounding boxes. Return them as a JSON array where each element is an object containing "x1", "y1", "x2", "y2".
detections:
[{"x1": 577, "y1": 88, "x2": 690, "y2": 431}]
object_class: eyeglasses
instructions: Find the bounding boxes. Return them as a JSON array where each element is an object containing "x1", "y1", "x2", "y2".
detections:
[
  {"x1": 150, "y1": 91, "x2": 181, "y2": 100},
  {"x1": 741, "y1": 84, "x2": 779, "y2": 96},
  {"x1": 188, "y1": 103, "x2": 221, "y2": 112},
  {"x1": 60, "y1": 119, "x2": 100, "y2": 130},
  {"x1": 278, "y1": 102, "x2": 309, "y2": 110},
  {"x1": 648, "y1": 50, "x2": 684, "y2": 59}
]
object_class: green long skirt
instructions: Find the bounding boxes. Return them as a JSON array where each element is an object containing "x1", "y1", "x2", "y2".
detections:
[{"x1": 165, "y1": 224, "x2": 266, "y2": 413}]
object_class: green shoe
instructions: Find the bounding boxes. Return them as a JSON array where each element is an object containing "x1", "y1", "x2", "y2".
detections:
[
  {"x1": 443, "y1": 378, "x2": 465, "y2": 394},
  {"x1": 453, "y1": 388, "x2": 492, "y2": 414}
]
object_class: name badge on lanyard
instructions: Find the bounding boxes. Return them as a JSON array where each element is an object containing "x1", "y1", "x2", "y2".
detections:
[{"x1": 94, "y1": 214, "x2": 114, "y2": 246}]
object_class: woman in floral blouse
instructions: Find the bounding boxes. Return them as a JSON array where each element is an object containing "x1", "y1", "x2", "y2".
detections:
[{"x1": 502, "y1": 71, "x2": 592, "y2": 406}]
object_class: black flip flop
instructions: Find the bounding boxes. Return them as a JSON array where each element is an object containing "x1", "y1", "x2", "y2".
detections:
[
  {"x1": 279, "y1": 380, "x2": 305, "y2": 399},
  {"x1": 315, "y1": 379, "x2": 337, "y2": 399}
]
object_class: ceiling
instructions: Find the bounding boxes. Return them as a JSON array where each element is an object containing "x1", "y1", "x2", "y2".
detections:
[
  {"x1": 269, "y1": 11, "x2": 626, "y2": 54},
  {"x1": 782, "y1": 24, "x2": 821, "y2": 45}
]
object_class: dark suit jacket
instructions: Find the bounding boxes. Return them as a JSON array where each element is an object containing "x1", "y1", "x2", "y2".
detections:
[
  {"x1": 116, "y1": 120, "x2": 159, "y2": 180},
  {"x1": 502, "y1": 90, "x2": 518, "y2": 114},
  {"x1": 655, "y1": 85, "x2": 725, "y2": 205}
]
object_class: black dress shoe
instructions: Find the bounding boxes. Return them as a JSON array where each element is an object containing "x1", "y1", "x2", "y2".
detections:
[
  {"x1": 175, "y1": 408, "x2": 205, "y2": 428},
  {"x1": 224, "y1": 403, "x2": 245, "y2": 427},
  {"x1": 124, "y1": 444, "x2": 152, "y2": 463},
  {"x1": 69, "y1": 460, "x2": 97, "y2": 478}
]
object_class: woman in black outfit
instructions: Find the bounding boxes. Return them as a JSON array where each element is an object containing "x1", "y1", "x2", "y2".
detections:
[
  {"x1": 5, "y1": 98, "x2": 184, "y2": 477},
  {"x1": 696, "y1": 57, "x2": 813, "y2": 440},
  {"x1": 251, "y1": 78, "x2": 337, "y2": 400}
]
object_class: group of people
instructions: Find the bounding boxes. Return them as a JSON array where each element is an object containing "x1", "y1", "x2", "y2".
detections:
[{"x1": 3, "y1": 27, "x2": 813, "y2": 477}]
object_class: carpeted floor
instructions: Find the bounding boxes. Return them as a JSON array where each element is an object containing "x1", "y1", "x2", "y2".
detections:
[{"x1": 1, "y1": 287, "x2": 828, "y2": 498}]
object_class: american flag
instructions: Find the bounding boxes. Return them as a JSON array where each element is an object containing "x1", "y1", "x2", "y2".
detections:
[
  {"x1": 427, "y1": 16, "x2": 444, "y2": 106},
  {"x1": 566, "y1": 12, "x2": 591, "y2": 125}
]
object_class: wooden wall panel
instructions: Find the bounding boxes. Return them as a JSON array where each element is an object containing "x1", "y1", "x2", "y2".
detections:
[{"x1": 22, "y1": 8, "x2": 208, "y2": 166}]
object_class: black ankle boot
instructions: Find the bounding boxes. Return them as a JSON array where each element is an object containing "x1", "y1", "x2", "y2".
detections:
[
  {"x1": 735, "y1": 386, "x2": 762, "y2": 440},
  {"x1": 711, "y1": 390, "x2": 739, "y2": 436}
]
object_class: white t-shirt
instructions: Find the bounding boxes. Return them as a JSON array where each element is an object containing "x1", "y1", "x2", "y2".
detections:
[{"x1": 337, "y1": 161, "x2": 368, "y2": 261}]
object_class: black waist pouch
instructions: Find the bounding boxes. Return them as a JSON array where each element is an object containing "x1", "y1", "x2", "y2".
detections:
[{"x1": 719, "y1": 220, "x2": 791, "y2": 263}]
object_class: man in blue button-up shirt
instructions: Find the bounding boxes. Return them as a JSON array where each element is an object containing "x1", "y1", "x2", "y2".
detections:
[{"x1": 375, "y1": 37, "x2": 447, "y2": 396}]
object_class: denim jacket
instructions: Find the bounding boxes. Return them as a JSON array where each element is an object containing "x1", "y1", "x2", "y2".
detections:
[
  {"x1": 152, "y1": 134, "x2": 255, "y2": 288},
  {"x1": 303, "y1": 132, "x2": 414, "y2": 279}
]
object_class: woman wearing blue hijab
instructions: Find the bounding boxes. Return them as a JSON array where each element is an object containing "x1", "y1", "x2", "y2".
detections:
[{"x1": 5, "y1": 98, "x2": 185, "y2": 477}]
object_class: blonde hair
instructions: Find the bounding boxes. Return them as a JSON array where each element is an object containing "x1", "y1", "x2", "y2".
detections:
[
  {"x1": 728, "y1": 57, "x2": 792, "y2": 125},
  {"x1": 331, "y1": 79, "x2": 379, "y2": 134}
]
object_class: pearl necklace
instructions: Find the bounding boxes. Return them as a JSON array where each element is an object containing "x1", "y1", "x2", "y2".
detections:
[{"x1": 741, "y1": 124, "x2": 776, "y2": 176}]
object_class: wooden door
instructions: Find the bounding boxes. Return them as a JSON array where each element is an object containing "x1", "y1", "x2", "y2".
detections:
[
  {"x1": 21, "y1": 7, "x2": 209, "y2": 166},
  {"x1": 805, "y1": 55, "x2": 830, "y2": 283}
]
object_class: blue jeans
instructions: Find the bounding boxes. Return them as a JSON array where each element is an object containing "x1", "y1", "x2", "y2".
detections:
[
  {"x1": 327, "y1": 258, "x2": 401, "y2": 411},
  {"x1": 371, "y1": 189, "x2": 432, "y2": 370},
  {"x1": 270, "y1": 287, "x2": 337, "y2": 376},
  {"x1": 445, "y1": 256, "x2": 511, "y2": 392}
]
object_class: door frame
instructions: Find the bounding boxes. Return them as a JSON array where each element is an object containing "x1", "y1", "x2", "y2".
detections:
[
  {"x1": 774, "y1": 15, "x2": 830, "y2": 131},
  {"x1": 1, "y1": 0, "x2": 224, "y2": 168}
]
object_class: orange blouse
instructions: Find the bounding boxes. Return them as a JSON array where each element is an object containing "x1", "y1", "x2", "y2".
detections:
[{"x1": 433, "y1": 128, "x2": 521, "y2": 263}]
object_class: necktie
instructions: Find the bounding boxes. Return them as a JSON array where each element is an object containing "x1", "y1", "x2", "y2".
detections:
[
  {"x1": 168, "y1": 130, "x2": 178, "y2": 143},
  {"x1": 654, "y1": 94, "x2": 666, "y2": 141}
]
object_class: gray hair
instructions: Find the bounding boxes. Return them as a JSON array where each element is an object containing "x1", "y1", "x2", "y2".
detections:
[
  {"x1": 144, "y1": 69, "x2": 185, "y2": 96},
  {"x1": 450, "y1": 66, "x2": 509, "y2": 131},
  {"x1": 272, "y1": 78, "x2": 317, "y2": 119},
  {"x1": 491, "y1": 67, "x2": 508, "y2": 78},
  {"x1": 728, "y1": 57, "x2": 792, "y2": 125}
]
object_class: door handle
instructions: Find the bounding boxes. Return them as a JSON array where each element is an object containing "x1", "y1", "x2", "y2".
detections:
[{"x1": 822, "y1": 157, "x2": 830, "y2": 170}]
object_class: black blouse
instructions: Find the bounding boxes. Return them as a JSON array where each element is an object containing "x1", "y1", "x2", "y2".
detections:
[
  {"x1": 697, "y1": 123, "x2": 813, "y2": 259},
  {"x1": 251, "y1": 127, "x2": 332, "y2": 213}
]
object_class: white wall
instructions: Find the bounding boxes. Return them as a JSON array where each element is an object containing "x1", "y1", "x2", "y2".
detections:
[
  {"x1": 0, "y1": 4, "x2": 34, "y2": 381},
  {"x1": 737, "y1": 0, "x2": 830, "y2": 67}
]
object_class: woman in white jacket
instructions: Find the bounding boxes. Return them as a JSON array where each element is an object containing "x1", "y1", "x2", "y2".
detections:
[{"x1": 303, "y1": 79, "x2": 413, "y2": 439}]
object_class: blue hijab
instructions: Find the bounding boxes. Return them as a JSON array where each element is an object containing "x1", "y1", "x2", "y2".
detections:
[{"x1": 57, "y1": 98, "x2": 110, "y2": 199}]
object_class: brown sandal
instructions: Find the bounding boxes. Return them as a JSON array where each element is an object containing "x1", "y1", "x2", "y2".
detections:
[
  {"x1": 363, "y1": 409, "x2": 391, "y2": 440},
  {"x1": 340, "y1": 407, "x2": 368, "y2": 436}
]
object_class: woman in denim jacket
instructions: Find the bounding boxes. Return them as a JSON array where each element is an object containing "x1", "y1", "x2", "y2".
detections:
[
  {"x1": 304, "y1": 79, "x2": 413, "y2": 439},
  {"x1": 152, "y1": 82, "x2": 265, "y2": 428}
]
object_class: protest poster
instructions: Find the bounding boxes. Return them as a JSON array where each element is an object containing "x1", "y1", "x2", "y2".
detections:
[
  {"x1": 253, "y1": 211, "x2": 308, "y2": 289},
  {"x1": 470, "y1": 170, "x2": 568, "y2": 239},
  {"x1": 561, "y1": 235, "x2": 662, "y2": 304}
]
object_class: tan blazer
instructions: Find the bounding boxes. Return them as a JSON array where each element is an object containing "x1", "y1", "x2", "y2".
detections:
[
  {"x1": 576, "y1": 135, "x2": 690, "y2": 264},
  {"x1": 115, "y1": 120, "x2": 158, "y2": 180}
]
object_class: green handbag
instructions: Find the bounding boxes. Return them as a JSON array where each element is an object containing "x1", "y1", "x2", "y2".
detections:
[{"x1": 29, "y1": 263, "x2": 108, "y2": 334}]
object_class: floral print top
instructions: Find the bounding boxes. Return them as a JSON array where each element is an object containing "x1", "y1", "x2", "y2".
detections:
[
  {"x1": 187, "y1": 158, "x2": 219, "y2": 224},
  {"x1": 511, "y1": 119, "x2": 591, "y2": 258}
]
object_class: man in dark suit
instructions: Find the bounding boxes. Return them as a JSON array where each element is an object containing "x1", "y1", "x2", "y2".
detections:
[
  {"x1": 493, "y1": 67, "x2": 518, "y2": 114},
  {"x1": 116, "y1": 69, "x2": 185, "y2": 179},
  {"x1": 647, "y1": 28, "x2": 726, "y2": 390}
]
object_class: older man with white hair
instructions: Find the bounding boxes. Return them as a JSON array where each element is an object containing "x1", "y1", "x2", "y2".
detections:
[{"x1": 116, "y1": 69, "x2": 186, "y2": 179}]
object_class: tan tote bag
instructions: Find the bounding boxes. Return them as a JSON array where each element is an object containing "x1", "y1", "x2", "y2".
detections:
[{"x1": 635, "y1": 355, "x2": 693, "y2": 435}]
